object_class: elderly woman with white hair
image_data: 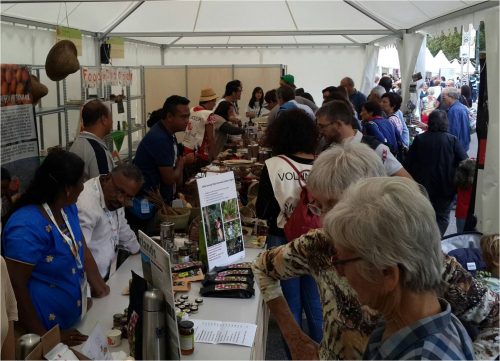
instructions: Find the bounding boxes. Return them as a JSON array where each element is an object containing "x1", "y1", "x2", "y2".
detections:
[
  {"x1": 324, "y1": 177, "x2": 475, "y2": 359},
  {"x1": 252, "y1": 142, "x2": 499, "y2": 360}
]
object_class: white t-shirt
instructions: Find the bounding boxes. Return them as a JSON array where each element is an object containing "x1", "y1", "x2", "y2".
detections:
[
  {"x1": 342, "y1": 130, "x2": 402, "y2": 176},
  {"x1": 77, "y1": 177, "x2": 140, "y2": 278},
  {"x1": 265, "y1": 155, "x2": 313, "y2": 228}
]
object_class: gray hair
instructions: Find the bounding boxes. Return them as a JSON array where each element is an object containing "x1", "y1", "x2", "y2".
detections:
[
  {"x1": 370, "y1": 85, "x2": 386, "y2": 98},
  {"x1": 324, "y1": 177, "x2": 443, "y2": 292},
  {"x1": 111, "y1": 163, "x2": 144, "y2": 184},
  {"x1": 308, "y1": 143, "x2": 386, "y2": 202},
  {"x1": 443, "y1": 87, "x2": 460, "y2": 100}
]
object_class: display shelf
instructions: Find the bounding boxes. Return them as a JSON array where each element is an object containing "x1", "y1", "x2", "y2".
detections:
[{"x1": 34, "y1": 106, "x2": 65, "y2": 116}]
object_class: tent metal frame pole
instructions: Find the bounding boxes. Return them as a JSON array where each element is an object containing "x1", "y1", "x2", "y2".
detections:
[
  {"x1": 99, "y1": 1, "x2": 145, "y2": 40},
  {"x1": 1, "y1": 14, "x2": 97, "y2": 36},
  {"x1": 407, "y1": 0, "x2": 498, "y2": 33},
  {"x1": 108, "y1": 29, "x2": 394, "y2": 38},
  {"x1": 1, "y1": 15, "x2": 162, "y2": 48},
  {"x1": 343, "y1": 0, "x2": 401, "y2": 35},
  {"x1": 166, "y1": 43, "x2": 364, "y2": 49}
]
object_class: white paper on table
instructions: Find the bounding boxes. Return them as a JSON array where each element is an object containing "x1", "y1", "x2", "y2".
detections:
[
  {"x1": 81, "y1": 324, "x2": 112, "y2": 360},
  {"x1": 192, "y1": 319, "x2": 257, "y2": 347}
]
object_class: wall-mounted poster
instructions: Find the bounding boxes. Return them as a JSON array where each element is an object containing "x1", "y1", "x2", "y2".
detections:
[
  {"x1": 1, "y1": 64, "x2": 39, "y2": 193},
  {"x1": 197, "y1": 172, "x2": 245, "y2": 270}
]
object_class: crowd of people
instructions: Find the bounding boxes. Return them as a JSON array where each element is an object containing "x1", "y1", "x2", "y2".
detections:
[{"x1": 0, "y1": 71, "x2": 497, "y2": 360}]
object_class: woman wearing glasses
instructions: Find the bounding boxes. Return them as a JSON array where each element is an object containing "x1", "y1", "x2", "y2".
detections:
[
  {"x1": 324, "y1": 177, "x2": 474, "y2": 360},
  {"x1": 2, "y1": 150, "x2": 90, "y2": 345},
  {"x1": 252, "y1": 142, "x2": 498, "y2": 360},
  {"x1": 255, "y1": 108, "x2": 321, "y2": 356}
]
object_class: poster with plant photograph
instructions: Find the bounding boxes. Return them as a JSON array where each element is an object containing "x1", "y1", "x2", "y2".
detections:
[{"x1": 197, "y1": 172, "x2": 245, "y2": 270}]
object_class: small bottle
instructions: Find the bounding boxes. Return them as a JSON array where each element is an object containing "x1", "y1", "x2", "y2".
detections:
[{"x1": 178, "y1": 320, "x2": 195, "y2": 355}]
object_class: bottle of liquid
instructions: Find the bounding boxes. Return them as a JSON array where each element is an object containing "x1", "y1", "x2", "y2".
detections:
[
  {"x1": 142, "y1": 288, "x2": 166, "y2": 360},
  {"x1": 178, "y1": 320, "x2": 195, "y2": 355}
]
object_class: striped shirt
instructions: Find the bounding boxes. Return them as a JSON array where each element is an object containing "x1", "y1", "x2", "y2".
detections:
[{"x1": 363, "y1": 299, "x2": 475, "y2": 360}]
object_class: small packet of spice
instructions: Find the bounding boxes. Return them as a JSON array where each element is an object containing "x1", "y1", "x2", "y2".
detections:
[
  {"x1": 173, "y1": 280, "x2": 191, "y2": 293},
  {"x1": 213, "y1": 262, "x2": 253, "y2": 272},
  {"x1": 202, "y1": 274, "x2": 253, "y2": 286},
  {"x1": 173, "y1": 268, "x2": 204, "y2": 283},
  {"x1": 172, "y1": 261, "x2": 203, "y2": 273},
  {"x1": 200, "y1": 282, "x2": 255, "y2": 298},
  {"x1": 216, "y1": 269, "x2": 253, "y2": 279}
]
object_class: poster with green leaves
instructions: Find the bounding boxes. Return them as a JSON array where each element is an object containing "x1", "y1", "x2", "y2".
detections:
[{"x1": 197, "y1": 172, "x2": 245, "y2": 270}]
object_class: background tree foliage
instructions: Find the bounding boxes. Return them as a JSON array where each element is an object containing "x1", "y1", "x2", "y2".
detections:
[{"x1": 427, "y1": 23, "x2": 485, "y2": 60}]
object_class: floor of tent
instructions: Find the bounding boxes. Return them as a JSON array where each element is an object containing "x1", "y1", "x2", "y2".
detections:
[{"x1": 264, "y1": 133, "x2": 478, "y2": 359}]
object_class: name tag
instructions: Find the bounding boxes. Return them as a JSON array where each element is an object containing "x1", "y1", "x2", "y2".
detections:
[
  {"x1": 466, "y1": 262, "x2": 477, "y2": 271},
  {"x1": 140, "y1": 199, "x2": 150, "y2": 214}
]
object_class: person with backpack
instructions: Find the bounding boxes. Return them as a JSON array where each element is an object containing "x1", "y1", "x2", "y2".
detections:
[
  {"x1": 256, "y1": 108, "x2": 322, "y2": 356},
  {"x1": 315, "y1": 100, "x2": 412, "y2": 178},
  {"x1": 360, "y1": 101, "x2": 401, "y2": 156}
]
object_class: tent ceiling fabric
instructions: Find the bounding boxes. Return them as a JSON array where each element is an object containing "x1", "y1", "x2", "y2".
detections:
[{"x1": 0, "y1": 0, "x2": 496, "y2": 46}]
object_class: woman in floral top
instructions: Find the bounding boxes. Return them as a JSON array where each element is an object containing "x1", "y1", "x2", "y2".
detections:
[{"x1": 252, "y1": 143, "x2": 499, "y2": 360}]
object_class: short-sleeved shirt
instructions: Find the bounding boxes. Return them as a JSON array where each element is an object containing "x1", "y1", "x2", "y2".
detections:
[
  {"x1": 133, "y1": 121, "x2": 178, "y2": 202},
  {"x1": 69, "y1": 132, "x2": 114, "y2": 180},
  {"x1": 2, "y1": 204, "x2": 85, "y2": 330},
  {"x1": 363, "y1": 300, "x2": 475, "y2": 360}
]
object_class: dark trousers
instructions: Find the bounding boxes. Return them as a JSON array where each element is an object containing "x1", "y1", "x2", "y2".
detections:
[{"x1": 430, "y1": 196, "x2": 453, "y2": 236}]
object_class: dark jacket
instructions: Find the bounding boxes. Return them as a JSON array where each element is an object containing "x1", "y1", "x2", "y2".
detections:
[{"x1": 404, "y1": 131, "x2": 467, "y2": 199}]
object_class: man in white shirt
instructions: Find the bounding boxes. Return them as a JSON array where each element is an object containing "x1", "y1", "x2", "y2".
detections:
[
  {"x1": 77, "y1": 164, "x2": 143, "y2": 281},
  {"x1": 315, "y1": 100, "x2": 412, "y2": 178}
]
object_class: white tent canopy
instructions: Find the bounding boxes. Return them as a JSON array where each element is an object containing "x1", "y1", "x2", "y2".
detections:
[{"x1": 0, "y1": 0, "x2": 497, "y2": 47}]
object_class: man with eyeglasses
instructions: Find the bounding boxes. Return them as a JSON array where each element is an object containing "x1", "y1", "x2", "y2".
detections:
[
  {"x1": 252, "y1": 142, "x2": 499, "y2": 360},
  {"x1": 316, "y1": 100, "x2": 412, "y2": 178},
  {"x1": 77, "y1": 164, "x2": 144, "y2": 294}
]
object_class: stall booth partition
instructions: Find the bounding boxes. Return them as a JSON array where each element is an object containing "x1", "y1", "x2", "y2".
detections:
[{"x1": 144, "y1": 64, "x2": 284, "y2": 137}]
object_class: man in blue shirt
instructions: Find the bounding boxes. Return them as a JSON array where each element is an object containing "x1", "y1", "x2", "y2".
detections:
[
  {"x1": 442, "y1": 87, "x2": 471, "y2": 152},
  {"x1": 134, "y1": 95, "x2": 193, "y2": 205},
  {"x1": 340, "y1": 76, "x2": 367, "y2": 117}
]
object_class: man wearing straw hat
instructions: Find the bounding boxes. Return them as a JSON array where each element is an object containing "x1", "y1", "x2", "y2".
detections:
[
  {"x1": 182, "y1": 88, "x2": 220, "y2": 174},
  {"x1": 69, "y1": 99, "x2": 114, "y2": 180}
]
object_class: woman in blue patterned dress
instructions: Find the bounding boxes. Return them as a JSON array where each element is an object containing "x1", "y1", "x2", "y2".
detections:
[{"x1": 2, "y1": 149, "x2": 89, "y2": 345}]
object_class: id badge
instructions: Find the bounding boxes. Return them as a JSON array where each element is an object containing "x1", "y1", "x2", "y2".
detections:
[
  {"x1": 140, "y1": 199, "x2": 150, "y2": 214},
  {"x1": 109, "y1": 251, "x2": 118, "y2": 278},
  {"x1": 80, "y1": 274, "x2": 88, "y2": 320}
]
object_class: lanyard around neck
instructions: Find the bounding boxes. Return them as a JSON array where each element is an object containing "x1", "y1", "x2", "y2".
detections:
[{"x1": 42, "y1": 203, "x2": 83, "y2": 269}]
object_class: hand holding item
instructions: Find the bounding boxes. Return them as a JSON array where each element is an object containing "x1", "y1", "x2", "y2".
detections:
[{"x1": 60, "y1": 329, "x2": 88, "y2": 346}]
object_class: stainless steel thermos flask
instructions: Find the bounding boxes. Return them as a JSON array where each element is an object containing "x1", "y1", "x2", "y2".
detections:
[{"x1": 142, "y1": 288, "x2": 166, "y2": 360}]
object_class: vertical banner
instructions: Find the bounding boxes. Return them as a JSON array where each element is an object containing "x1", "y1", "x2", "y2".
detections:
[
  {"x1": 197, "y1": 172, "x2": 245, "y2": 270},
  {"x1": 137, "y1": 231, "x2": 180, "y2": 360},
  {"x1": 109, "y1": 37, "x2": 125, "y2": 59},
  {"x1": 1, "y1": 64, "x2": 39, "y2": 192},
  {"x1": 56, "y1": 26, "x2": 83, "y2": 56}
]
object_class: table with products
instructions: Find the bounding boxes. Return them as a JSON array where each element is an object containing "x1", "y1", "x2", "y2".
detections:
[{"x1": 76, "y1": 248, "x2": 268, "y2": 360}]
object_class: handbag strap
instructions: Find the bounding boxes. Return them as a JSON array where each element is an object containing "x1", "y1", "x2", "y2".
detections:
[{"x1": 277, "y1": 155, "x2": 306, "y2": 189}]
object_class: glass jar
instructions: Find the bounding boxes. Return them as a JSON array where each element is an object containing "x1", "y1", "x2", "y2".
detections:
[
  {"x1": 178, "y1": 320, "x2": 194, "y2": 355},
  {"x1": 178, "y1": 246, "x2": 190, "y2": 264}
]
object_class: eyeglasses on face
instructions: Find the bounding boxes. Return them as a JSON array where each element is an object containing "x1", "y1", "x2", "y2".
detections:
[
  {"x1": 307, "y1": 202, "x2": 322, "y2": 216},
  {"x1": 316, "y1": 121, "x2": 333, "y2": 130},
  {"x1": 332, "y1": 256, "x2": 363, "y2": 267},
  {"x1": 109, "y1": 174, "x2": 135, "y2": 205}
]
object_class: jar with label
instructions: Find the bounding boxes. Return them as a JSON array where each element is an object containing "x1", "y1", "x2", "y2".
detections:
[
  {"x1": 178, "y1": 246, "x2": 190, "y2": 263},
  {"x1": 178, "y1": 320, "x2": 194, "y2": 355}
]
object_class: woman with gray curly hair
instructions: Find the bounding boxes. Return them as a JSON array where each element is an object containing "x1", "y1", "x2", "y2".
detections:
[{"x1": 324, "y1": 177, "x2": 475, "y2": 360}]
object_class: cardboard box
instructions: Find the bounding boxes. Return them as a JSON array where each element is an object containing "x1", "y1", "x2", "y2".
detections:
[{"x1": 25, "y1": 325, "x2": 89, "y2": 360}]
